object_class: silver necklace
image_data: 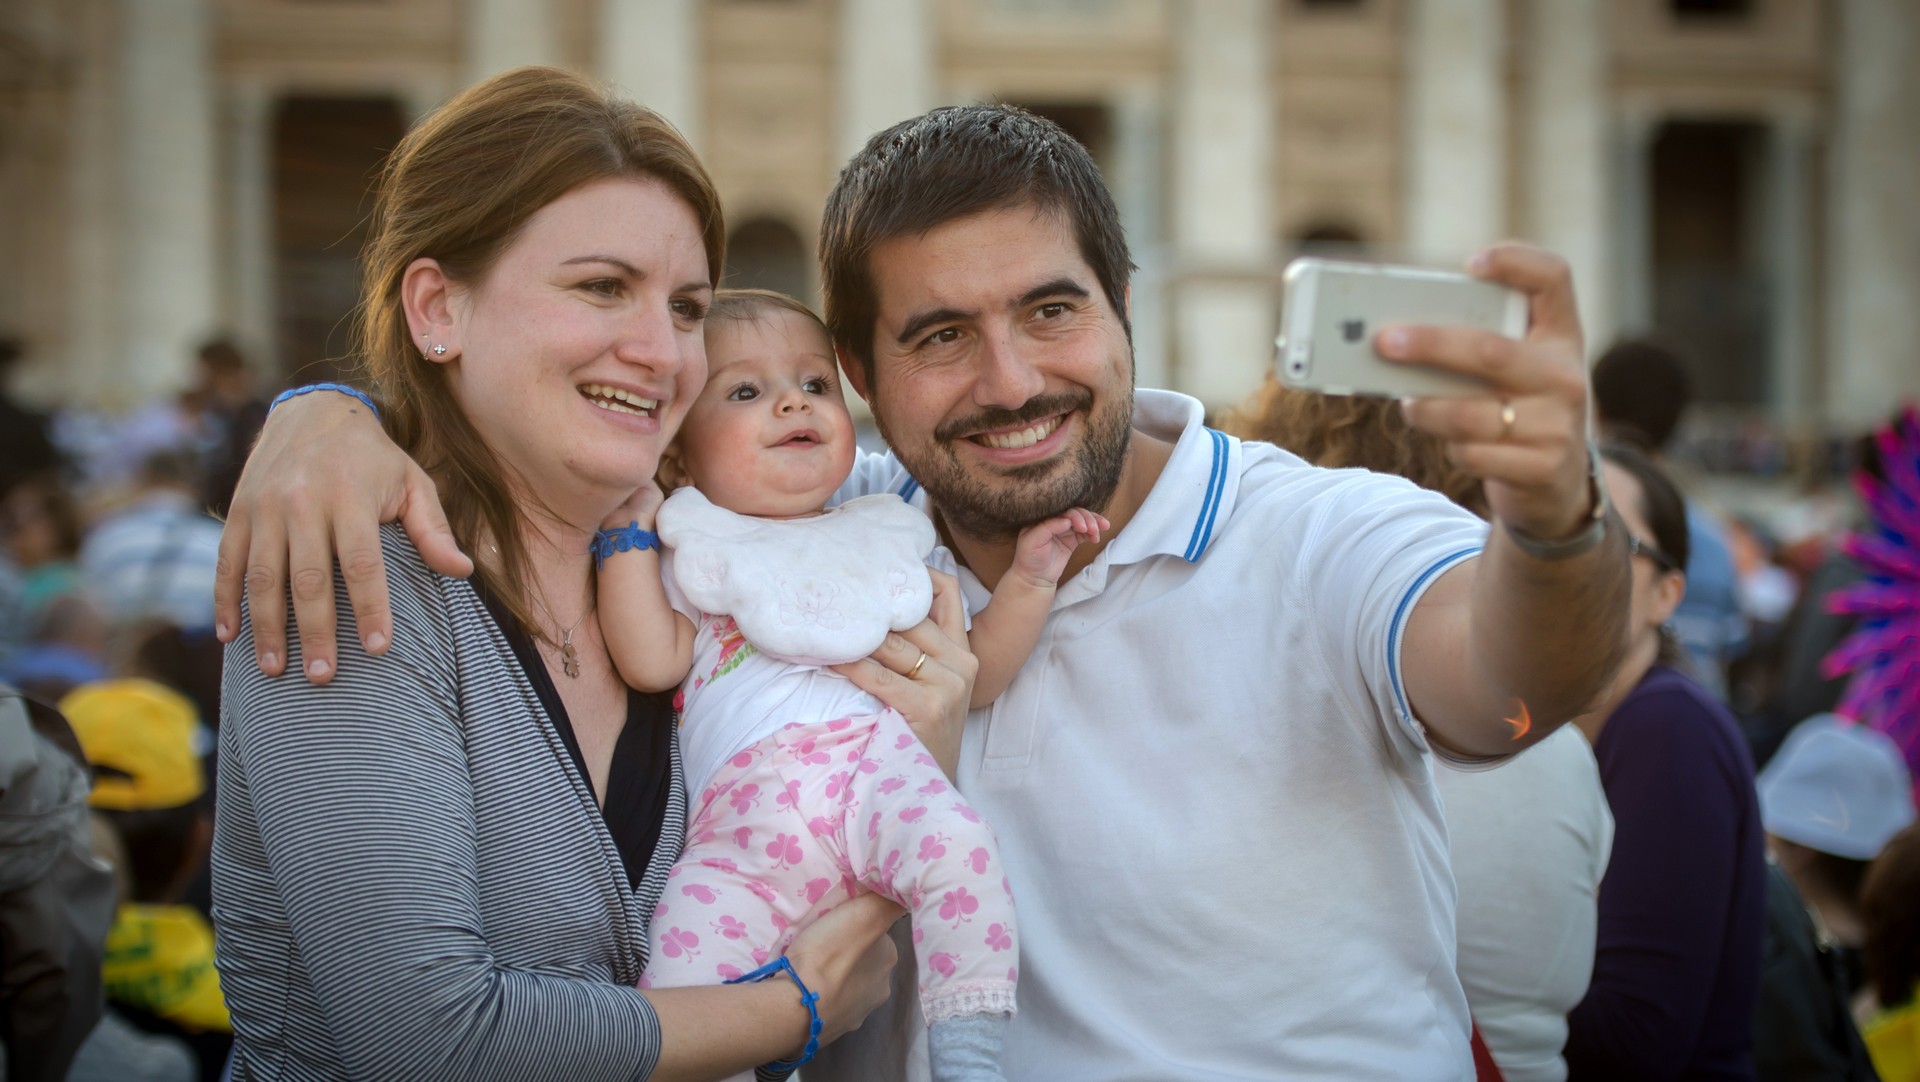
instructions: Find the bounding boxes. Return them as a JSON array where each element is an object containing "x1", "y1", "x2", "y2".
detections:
[
  {"x1": 541, "y1": 600, "x2": 592, "y2": 679},
  {"x1": 558, "y1": 608, "x2": 587, "y2": 679}
]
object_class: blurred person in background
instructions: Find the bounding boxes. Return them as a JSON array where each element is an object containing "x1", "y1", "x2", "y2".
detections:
[
  {"x1": 67, "y1": 812, "x2": 199, "y2": 1082},
  {"x1": 0, "y1": 681, "x2": 118, "y2": 1082},
  {"x1": 1861, "y1": 822, "x2": 1920, "y2": 1081},
  {"x1": 1223, "y1": 379, "x2": 1614, "y2": 1082},
  {"x1": 190, "y1": 338, "x2": 270, "y2": 519},
  {"x1": 1592, "y1": 338, "x2": 1747, "y2": 704},
  {"x1": 1563, "y1": 442, "x2": 1768, "y2": 1081},
  {"x1": 63, "y1": 678, "x2": 231, "y2": 1082},
  {"x1": 3, "y1": 592, "x2": 112, "y2": 705},
  {"x1": 1750, "y1": 714, "x2": 1910, "y2": 1079},
  {"x1": 78, "y1": 449, "x2": 222, "y2": 635},
  {"x1": 2, "y1": 474, "x2": 86, "y2": 629},
  {"x1": 0, "y1": 335, "x2": 62, "y2": 501}
]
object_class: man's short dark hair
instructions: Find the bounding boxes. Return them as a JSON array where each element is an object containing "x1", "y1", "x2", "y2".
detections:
[
  {"x1": 820, "y1": 104, "x2": 1134, "y2": 385},
  {"x1": 1592, "y1": 338, "x2": 1693, "y2": 452}
]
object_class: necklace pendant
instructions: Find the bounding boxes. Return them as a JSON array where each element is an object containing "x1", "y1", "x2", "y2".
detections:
[{"x1": 561, "y1": 633, "x2": 580, "y2": 679}]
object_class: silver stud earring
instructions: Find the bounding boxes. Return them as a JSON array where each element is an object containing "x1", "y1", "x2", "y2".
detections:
[{"x1": 432, "y1": 344, "x2": 447, "y2": 355}]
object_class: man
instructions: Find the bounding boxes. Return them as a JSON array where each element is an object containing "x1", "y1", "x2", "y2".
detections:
[
  {"x1": 78, "y1": 449, "x2": 223, "y2": 635},
  {"x1": 214, "y1": 106, "x2": 1628, "y2": 1078}
]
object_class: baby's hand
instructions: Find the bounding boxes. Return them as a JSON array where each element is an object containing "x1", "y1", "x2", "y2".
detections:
[
  {"x1": 603, "y1": 480, "x2": 666, "y2": 531},
  {"x1": 1010, "y1": 508, "x2": 1108, "y2": 589}
]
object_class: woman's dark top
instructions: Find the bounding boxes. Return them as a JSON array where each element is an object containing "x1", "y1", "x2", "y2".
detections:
[
  {"x1": 1566, "y1": 664, "x2": 1768, "y2": 1081},
  {"x1": 477, "y1": 585, "x2": 677, "y2": 888}
]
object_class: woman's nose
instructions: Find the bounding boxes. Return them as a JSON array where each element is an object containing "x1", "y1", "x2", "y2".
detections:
[{"x1": 614, "y1": 307, "x2": 682, "y2": 372}]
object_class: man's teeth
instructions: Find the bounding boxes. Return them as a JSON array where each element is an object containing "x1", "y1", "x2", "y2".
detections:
[
  {"x1": 582, "y1": 383, "x2": 658, "y2": 416},
  {"x1": 976, "y1": 417, "x2": 1061, "y2": 449}
]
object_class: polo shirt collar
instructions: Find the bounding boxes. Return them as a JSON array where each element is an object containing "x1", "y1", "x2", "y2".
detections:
[{"x1": 1101, "y1": 388, "x2": 1239, "y2": 567}]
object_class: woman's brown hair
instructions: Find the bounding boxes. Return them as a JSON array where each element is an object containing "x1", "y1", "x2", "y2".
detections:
[
  {"x1": 1220, "y1": 378, "x2": 1490, "y2": 517},
  {"x1": 356, "y1": 66, "x2": 724, "y2": 639}
]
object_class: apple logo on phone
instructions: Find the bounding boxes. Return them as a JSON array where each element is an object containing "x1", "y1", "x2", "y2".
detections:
[{"x1": 1341, "y1": 319, "x2": 1364, "y2": 343}]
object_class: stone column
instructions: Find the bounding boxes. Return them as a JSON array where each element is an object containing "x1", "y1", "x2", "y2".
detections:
[
  {"x1": 63, "y1": 0, "x2": 123, "y2": 406},
  {"x1": 836, "y1": 0, "x2": 934, "y2": 163},
  {"x1": 1110, "y1": 84, "x2": 1169, "y2": 391},
  {"x1": 225, "y1": 82, "x2": 277, "y2": 373},
  {"x1": 465, "y1": 0, "x2": 561, "y2": 84},
  {"x1": 1827, "y1": 0, "x2": 1920, "y2": 429},
  {"x1": 1523, "y1": 0, "x2": 1609, "y2": 347},
  {"x1": 1610, "y1": 107, "x2": 1659, "y2": 335},
  {"x1": 600, "y1": 0, "x2": 701, "y2": 145},
  {"x1": 1764, "y1": 111, "x2": 1815, "y2": 419},
  {"x1": 1169, "y1": 0, "x2": 1274, "y2": 408},
  {"x1": 1404, "y1": 0, "x2": 1505, "y2": 266},
  {"x1": 119, "y1": 0, "x2": 219, "y2": 407}
]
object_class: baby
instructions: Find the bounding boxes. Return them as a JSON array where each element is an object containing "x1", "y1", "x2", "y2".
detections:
[{"x1": 597, "y1": 289, "x2": 1104, "y2": 1081}]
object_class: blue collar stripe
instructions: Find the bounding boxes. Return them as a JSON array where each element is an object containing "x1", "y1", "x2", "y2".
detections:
[
  {"x1": 1184, "y1": 428, "x2": 1230, "y2": 562},
  {"x1": 898, "y1": 478, "x2": 920, "y2": 503}
]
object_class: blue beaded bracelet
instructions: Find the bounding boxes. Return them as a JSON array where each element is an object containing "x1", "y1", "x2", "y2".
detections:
[
  {"x1": 269, "y1": 382, "x2": 382, "y2": 423},
  {"x1": 590, "y1": 521, "x2": 660, "y2": 570},
  {"x1": 724, "y1": 955, "x2": 822, "y2": 1070}
]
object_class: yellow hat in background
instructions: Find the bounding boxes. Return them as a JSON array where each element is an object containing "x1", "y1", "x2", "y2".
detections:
[{"x1": 60, "y1": 679, "x2": 206, "y2": 811}]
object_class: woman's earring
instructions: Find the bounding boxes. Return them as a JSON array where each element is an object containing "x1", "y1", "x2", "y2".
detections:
[{"x1": 432, "y1": 344, "x2": 447, "y2": 355}]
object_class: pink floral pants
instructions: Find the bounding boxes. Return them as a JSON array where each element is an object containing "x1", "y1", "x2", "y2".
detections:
[{"x1": 641, "y1": 709, "x2": 1018, "y2": 1025}]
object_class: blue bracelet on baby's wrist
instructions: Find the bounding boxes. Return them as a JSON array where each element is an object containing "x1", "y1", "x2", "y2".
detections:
[
  {"x1": 724, "y1": 955, "x2": 822, "y2": 1070},
  {"x1": 269, "y1": 382, "x2": 382, "y2": 423},
  {"x1": 590, "y1": 521, "x2": 660, "y2": 570}
]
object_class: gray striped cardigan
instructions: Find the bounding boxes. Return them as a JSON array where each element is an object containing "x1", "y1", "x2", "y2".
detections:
[{"x1": 212, "y1": 527, "x2": 684, "y2": 1080}]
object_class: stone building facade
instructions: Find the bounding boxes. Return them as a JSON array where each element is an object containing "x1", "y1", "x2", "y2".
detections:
[{"x1": 1, "y1": 0, "x2": 1914, "y2": 432}]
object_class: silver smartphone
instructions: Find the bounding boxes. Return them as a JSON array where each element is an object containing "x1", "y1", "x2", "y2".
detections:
[{"x1": 1275, "y1": 257, "x2": 1528, "y2": 398}]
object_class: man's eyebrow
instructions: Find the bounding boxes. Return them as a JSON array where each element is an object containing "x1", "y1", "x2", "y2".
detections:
[
  {"x1": 894, "y1": 278, "x2": 1093, "y2": 346},
  {"x1": 1018, "y1": 278, "x2": 1091, "y2": 308}
]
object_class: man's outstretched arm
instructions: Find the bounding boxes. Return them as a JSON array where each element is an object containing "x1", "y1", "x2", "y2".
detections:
[
  {"x1": 1393, "y1": 244, "x2": 1631, "y2": 757},
  {"x1": 213, "y1": 390, "x2": 471, "y2": 682}
]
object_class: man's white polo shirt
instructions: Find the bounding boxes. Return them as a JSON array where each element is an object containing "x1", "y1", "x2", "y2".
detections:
[{"x1": 815, "y1": 389, "x2": 1489, "y2": 1081}]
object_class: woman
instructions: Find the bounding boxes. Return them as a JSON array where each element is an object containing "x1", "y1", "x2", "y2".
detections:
[
  {"x1": 213, "y1": 68, "x2": 970, "y2": 1080},
  {"x1": 1223, "y1": 380, "x2": 1614, "y2": 1082},
  {"x1": 1563, "y1": 443, "x2": 1768, "y2": 1081}
]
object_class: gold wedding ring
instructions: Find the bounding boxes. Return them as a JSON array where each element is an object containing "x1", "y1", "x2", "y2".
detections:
[
  {"x1": 907, "y1": 651, "x2": 929, "y2": 680},
  {"x1": 1498, "y1": 400, "x2": 1517, "y2": 442}
]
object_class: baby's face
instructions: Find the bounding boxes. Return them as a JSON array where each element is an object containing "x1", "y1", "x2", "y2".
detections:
[{"x1": 676, "y1": 309, "x2": 857, "y2": 519}]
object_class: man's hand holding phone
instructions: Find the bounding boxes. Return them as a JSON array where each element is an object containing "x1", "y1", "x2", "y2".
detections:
[{"x1": 1380, "y1": 243, "x2": 1597, "y2": 544}]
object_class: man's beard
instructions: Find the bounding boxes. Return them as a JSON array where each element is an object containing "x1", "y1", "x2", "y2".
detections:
[{"x1": 879, "y1": 385, "x2": 1134, "y2": 545}]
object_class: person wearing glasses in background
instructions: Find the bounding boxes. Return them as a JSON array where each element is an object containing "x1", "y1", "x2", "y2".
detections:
[{"x1": 1562, "y1": 442, "x2": 1768, "y2": 1081}]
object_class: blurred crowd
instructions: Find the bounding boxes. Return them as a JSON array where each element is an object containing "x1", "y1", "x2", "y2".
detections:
[
  {"x1": 1, "y1": 333, "x2": 266, "y2": 1082},
  {"x1": 1, "y1": 319, "x2": 1915, "y2": 1082}
]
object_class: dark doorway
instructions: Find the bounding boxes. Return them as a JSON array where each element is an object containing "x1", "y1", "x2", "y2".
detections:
[
  {"x1": 272, "y1": 96, "x2": 406, "y2": 385},
  {"x1": 1649, "y1": 119, "x2": 1769, "y2": 407},
  {"x1": 725, "y1": 216, "x2": 810, "y2": 301}
]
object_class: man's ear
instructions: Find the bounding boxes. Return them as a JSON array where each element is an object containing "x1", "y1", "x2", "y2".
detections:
[
  {"x1": 403, "y1": 257, "x2": 460, "y2": 363},
  {"x1": 1123, "y1": 283, "x2": 1132, "y2": 322},
  {"x1": 837, "y1": 345, "x2": 872, "y2": 405}
]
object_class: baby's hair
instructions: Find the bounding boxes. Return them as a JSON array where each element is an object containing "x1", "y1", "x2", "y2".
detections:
[
  {"x1": 708, "y1": 287, "x2": 829, "y2": 335},
  {"x1": 654, "y1": 288, "x2": 832, "y2": 494}
]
